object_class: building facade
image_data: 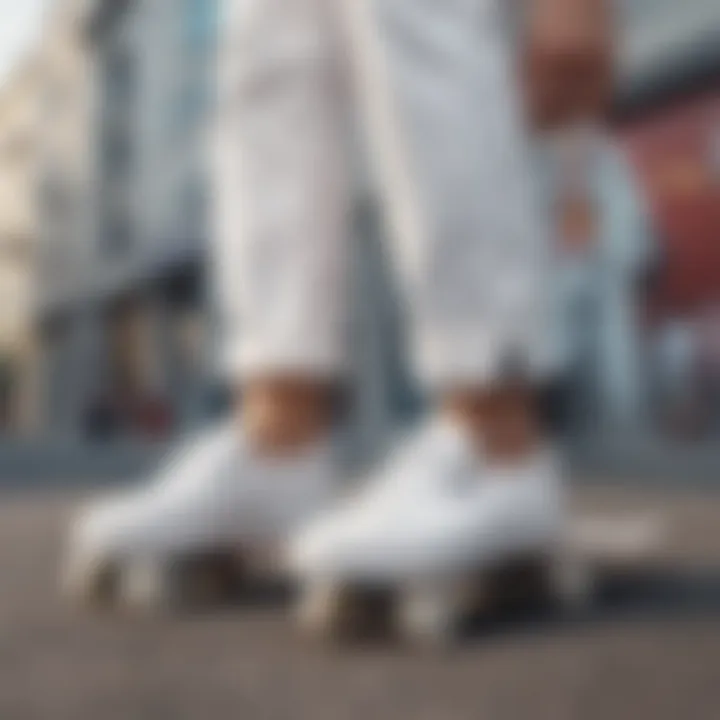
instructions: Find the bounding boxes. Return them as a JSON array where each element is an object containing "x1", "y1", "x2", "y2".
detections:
[
  {"x1": 39, "y1": 0, "x2": 219, "y2": 441},
  {"x1": 0, "y1": 58, "x2": 42, "y2": 436},
  {"x1": 36, "y1": 0, "x2": 96, "y2": 437},
  {"x1": 617, "y1": 0, "x2": 720, "y2": 316}
]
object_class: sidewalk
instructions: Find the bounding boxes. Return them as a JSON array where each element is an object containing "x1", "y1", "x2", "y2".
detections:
[
  {"x1": 0, "y1": 487, "x2": 718, "y2": 720},
  {"x1": 3, "y1": 432, "x2": 720, "y2": 488}
]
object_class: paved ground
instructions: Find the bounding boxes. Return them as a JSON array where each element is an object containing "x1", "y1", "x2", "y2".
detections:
[{"x1": 0, "y1": 487, "x2": 719, "y2": 720}]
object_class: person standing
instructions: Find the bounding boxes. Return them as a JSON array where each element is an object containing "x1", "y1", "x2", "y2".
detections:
[
  {"x1": 64, "y1": 0, "x2": 615, "y2": 624},
  {"x1": 522, "y1": 0, "x2": 653, "y2": 433}
]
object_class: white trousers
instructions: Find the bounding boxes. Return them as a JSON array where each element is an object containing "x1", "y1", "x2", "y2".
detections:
[{"x1": 214, "y1": 0, "x2": 554, "y2": 391}]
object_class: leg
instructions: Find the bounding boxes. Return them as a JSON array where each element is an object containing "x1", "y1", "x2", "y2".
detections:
[
  {"x1": 341, "y1": 0, "x2": 554, "y2": 461},
  {"x1": 291, "y1": 0, "x2": 619, "y2": 644},
  {"x1": 215, "y1": 0, "x2": 352, "y2": 387},
  {"x1": 215, "y1": 0, "x2": 354, "y2": 451},
  {"x1": 342, "y1": 0, "x2": 554, "y2": 399},
  {"x1": 65, "y1": 0, "x2": 353, "y2": 611},
  {"x1": 294, "y1": 0, "x2": 558, "y2": 640}
]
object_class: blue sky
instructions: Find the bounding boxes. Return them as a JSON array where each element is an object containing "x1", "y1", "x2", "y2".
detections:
[{"x1": 0, "y1": 0, "x2": 47, "y2": 87}]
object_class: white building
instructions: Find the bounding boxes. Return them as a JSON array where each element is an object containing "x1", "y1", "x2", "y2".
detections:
[
  {"x1": 0, "y1": 57, "x2": 42, "y2": 436},
  {"x1": 39, "y1": 0, "x2": 219, "y2": 440},
  {"x1": 36, "y1": 0, "x2": 97, "y2": 436}
]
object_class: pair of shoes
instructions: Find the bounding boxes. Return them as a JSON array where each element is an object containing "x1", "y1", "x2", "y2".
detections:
[{"x1": 62, "y1": 417, "x2": 576, "y2": 643}]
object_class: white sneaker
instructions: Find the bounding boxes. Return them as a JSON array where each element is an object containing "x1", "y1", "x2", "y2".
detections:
[
  {"x1": 290, "y1": 418, "x2": 567, "y2": 643},
  {"x1": 63, "y1": 422, "x2": 335, "y2": 609}
]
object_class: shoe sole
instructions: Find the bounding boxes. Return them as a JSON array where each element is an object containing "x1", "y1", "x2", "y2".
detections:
[
  {"x1": 297, "y1": 555, "x2": 569, "y2": 648},
  {"x1": 297, "y1": 513, "x2": 667, "y2": 648},
  {"x1": 64, "y1": 548, "x2": 247, "y2": 613}
]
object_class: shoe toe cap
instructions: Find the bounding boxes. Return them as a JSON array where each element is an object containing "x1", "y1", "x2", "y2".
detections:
[{"x1": 69, "y1": 493, "x2": 148, "y2": 562}]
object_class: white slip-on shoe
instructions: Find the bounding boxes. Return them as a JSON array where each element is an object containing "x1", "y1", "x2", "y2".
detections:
[
  {"x1": 290, "y1": 417, "x2": 569, "y2": 645},
  {"x1": 63, "y1": 421, "x2": 336, "y2": 611}
]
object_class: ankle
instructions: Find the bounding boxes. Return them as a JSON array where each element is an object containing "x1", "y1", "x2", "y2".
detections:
[
  {"x1": 441, "y1": 384, "x2": 543, "y2": 464},
  {"x1": 240, "y1": 378, "x2": 337, "y2": 456}
]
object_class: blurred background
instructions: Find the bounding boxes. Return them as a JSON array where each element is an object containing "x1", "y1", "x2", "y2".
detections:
[
  {"x1": 0, "y1": 3, "x2": 719, "y2": 718},
  {"x1": 0, "y1": 0, "x2": 719, "y2": 483}
]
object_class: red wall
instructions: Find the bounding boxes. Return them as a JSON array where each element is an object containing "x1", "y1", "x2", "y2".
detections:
[{"x1": 619, "y1": 90, "x2": 720, "y2": 316}]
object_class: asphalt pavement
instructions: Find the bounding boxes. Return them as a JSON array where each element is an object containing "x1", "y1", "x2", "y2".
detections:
[{"x1": 0, "y1": 487, "x2": 719, "y2": 720}]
